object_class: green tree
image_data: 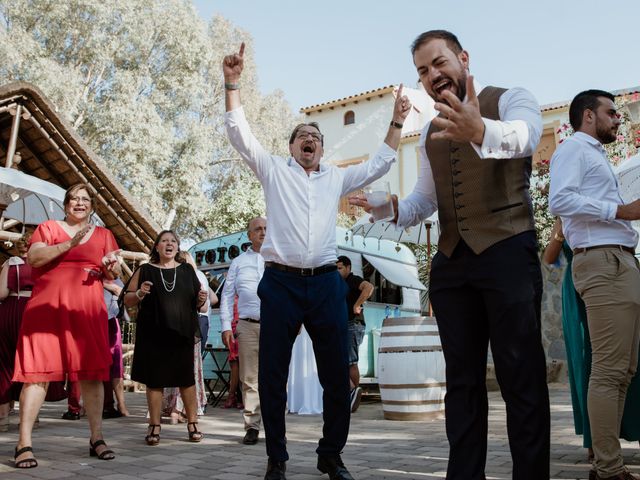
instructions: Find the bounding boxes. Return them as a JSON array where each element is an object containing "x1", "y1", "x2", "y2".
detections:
[{"x1": 0, "y1": 0, "x2": 299, "y2": 240}]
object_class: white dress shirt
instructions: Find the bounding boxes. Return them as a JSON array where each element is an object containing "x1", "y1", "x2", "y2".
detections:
[
  {"x1": 225, "y1": 107, "x2": 397, "y2": 268},
  {"x1": 219, "y1": 248, "x2": 264, "y2": 332},
  {"x1": 396, "y1": 81, "x2": 543, "y2": 228},
  {"x1": 549, "y1": 131, "x2": 638, "y2": 249}
]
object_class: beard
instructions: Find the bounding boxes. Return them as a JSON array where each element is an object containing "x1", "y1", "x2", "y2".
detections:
[
  {"x1": 431, "y1": 70, "x2": 467, "y2": 106},
  {"x1": 595, "y1": 120, "x2": 617, "y2": 144}
]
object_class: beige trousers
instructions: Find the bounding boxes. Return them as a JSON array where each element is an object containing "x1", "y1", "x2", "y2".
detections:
[
  {"x1": 236, "y1": 318, "x2": 261, "y2": 431},
  {"x1": 572, "y1": 247, "x2": 640, "y2": 477}
]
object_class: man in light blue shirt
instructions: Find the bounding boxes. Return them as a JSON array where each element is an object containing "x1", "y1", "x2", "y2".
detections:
[{"x1": 549, "y1": 89, "x2": 640, "y2": 480}]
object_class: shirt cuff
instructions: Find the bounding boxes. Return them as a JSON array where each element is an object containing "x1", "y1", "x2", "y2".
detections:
[
  {"x1": 601, "y1": 201, "x2": 618, "y2": 222},
  {"x1": 220, "y1": 319, "x2": 232, "y2": 332},
  {"x1": 224, "y1": 106, "x2": 244, "y2": 123},
  {"x1": 471, "y1": 118, "x2": 502, "y2": 158},
  {"x1": 396, "y1": 201, "x2": 410, "y2": 229},
  {"x1": 377, "y1": 141, "x2": 398, "y2": 160}
]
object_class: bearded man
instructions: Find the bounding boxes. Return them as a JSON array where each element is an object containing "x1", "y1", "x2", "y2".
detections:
[
  {"x1": 351, "y1": 29, "x2": 550, "y2": 480},
  {"x1": 550, "y1": 90, "x2": 640, "y2": 480}
]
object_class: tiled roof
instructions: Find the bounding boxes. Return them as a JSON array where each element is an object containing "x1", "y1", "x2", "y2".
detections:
[{"x1": 301, "y1": 85, "x2": 395, "y2": 114}]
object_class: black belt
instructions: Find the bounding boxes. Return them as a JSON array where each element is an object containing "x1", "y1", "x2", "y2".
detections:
[
  {"x1": 573, "y1": 244, "x2": 635, "y2": 256},
  {"x1": 265, "y1": 261, "x2": 337, "y2": 276},
  {"x1": 239, "y1": 317, "x2": 260, "y2": 324}
]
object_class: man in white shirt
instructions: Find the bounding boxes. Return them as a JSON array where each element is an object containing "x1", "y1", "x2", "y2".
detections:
[
  {"x1": 549, "y1": 89, "x2": 640, "y2": 480},
  {"x1": 222, "y1": 43, "x2": 410, "y2": 480},
  {"x1": 351, "y1": 30, "x2": 550, "y2": 480},
  {"x1": 220, "y1": 217, "x2": 266, "y2": 446}
]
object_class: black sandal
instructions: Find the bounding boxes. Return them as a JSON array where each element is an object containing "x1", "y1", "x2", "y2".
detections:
[
  {"x1": 14, "y1": 446, "x2": 38, "y2": 468},
  {"x1": 89, "y1": 439, "x2": 115, "y2": 460},
  {"x1": 187, "y1": 422, "x2": 204, "y2": 442},
  {"x1": 145, "y1": 424, "x2": 161, "y2": 446}
]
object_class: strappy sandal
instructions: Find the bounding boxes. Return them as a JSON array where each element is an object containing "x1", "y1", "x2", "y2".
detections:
[
  {"x1": 14, "y1": 446, "x2": 38, "y2": 468},
  {"x1": 89, "y1": 439, "x2": 115, "y2": 460},
  {"x1": 187, "y1": 422, "x2": 204, "y2": 442},
  {"x1": 145, "y1": 424, "x2": 161, "y2": 446}
]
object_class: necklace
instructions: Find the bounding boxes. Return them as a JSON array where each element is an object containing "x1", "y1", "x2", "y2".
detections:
[{"x1": 159, "y1": 265, "x2": 177, "y2": 293}]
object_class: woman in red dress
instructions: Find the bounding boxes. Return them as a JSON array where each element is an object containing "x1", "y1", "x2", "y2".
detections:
[{"x1": 12, "y1": 184, "x2": 121, "y2": 468}]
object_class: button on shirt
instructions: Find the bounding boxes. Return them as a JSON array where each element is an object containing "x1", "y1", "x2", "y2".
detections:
[
  {"x1": 396, "y1": 81, "x2": 543, "y2": 229},
  {"x1": 219, "y1": 248, "x2": 264, "y2": 332},
  {"x1": 549, "y1": 131, "x2": 638, "y2": 249},
  {"x1": 225, "y1": 107, "x2": 396, "y2": 268}
]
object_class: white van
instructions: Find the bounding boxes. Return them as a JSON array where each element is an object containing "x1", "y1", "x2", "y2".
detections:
[{"x1": 188, "y1": 227, "x2": 426, "y2": 383}]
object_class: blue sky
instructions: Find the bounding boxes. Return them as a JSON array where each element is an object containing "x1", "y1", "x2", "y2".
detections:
[{"x1": 194, "y1": 0, "x2": 640, "y2": 113}]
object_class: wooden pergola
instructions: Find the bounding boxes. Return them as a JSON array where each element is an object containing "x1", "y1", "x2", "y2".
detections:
[{"x1": 0, "y1": 81, "x2": 159, "y2": 265}]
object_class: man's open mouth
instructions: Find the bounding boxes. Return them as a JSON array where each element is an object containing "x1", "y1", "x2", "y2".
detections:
[{"x1": 433, "y1": 77, "x2": 453, "y2": 95}]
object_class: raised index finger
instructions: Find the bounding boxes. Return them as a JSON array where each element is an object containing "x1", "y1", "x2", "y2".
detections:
[
  {"x1": 238, "y1": 42, "x2": 245, "y2": 58},
  {"x1": 397, "y1": 83, "x2": 404, "y2": 99}
]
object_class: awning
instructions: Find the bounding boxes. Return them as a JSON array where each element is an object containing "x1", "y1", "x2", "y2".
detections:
[{"x1": 363, "y1": 254, "x2": 426, "y2": 291}]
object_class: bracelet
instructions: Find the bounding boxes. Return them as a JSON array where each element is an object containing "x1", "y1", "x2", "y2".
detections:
[
  {"x1": 390, "y1": 120, "x2": 403, "y2": 129},
  {"x1": 135, "y1": 289, "x2": 145, "y2": 300},
  {"x1": 224, "y1": 82, "x2": 240, "y2": 90},
  {"x1": 553, "y1": 232, "x2": 565, "y2": 243}
]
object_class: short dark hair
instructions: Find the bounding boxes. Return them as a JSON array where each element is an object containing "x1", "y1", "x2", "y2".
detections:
[
  {"x1": 289, "y1": 122, "x2": 323, "y2": 146},
  {"x1": 337, "y1": 255, "x2": 351, "y2": 268},
  {"x1": 411, "y1": 30, "x2": 463, "y2": 56},
  {"x1": 149, "y1": 230, "x2": 185, "y2": 265},
  {"x1": 569, "y1": 89, "x2": 615, "y2": 131}
]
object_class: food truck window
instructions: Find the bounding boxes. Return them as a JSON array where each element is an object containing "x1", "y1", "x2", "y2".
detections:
[{"x1": 362, "y1": 258, "x2": 402, "y2": 305}]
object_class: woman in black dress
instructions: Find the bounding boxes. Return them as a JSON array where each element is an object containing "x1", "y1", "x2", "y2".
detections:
[{"x1": 125, "y1": 230, "x2": 207, "y2": 445}]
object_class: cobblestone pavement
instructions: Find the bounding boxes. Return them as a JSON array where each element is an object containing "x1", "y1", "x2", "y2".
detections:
[{"x1": 1, "y1": 384, "x2": 639, "y2": 479}]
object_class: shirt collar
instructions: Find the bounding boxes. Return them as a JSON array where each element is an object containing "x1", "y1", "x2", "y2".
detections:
[
  {"x1": 573, "y1": 131, "x2": 606, "y2": 151},
  {"x1": 287, "y1": 157, "x2": 328, "y2": 174}
]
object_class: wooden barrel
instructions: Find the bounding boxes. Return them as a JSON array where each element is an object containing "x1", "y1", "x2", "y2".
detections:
[{"x1": 378, "y1": 316, "x2": 446, "y2": 420}]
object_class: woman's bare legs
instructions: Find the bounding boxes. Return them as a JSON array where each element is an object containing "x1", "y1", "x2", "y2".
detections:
[
  {"x1": 80, "y1": 380, "x2": 114, "y2": 459},
  {"x1": 15, "y1": 382, "x2": 48, "y2": 467}
]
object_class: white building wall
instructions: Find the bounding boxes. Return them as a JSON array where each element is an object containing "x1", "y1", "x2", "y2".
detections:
[{"x1": 304, "y1": 84, "x2": 435, "y2": 199}]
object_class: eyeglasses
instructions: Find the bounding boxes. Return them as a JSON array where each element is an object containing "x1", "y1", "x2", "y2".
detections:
[
  {"x1": 295, "y1": 131, "x2": 323, "y2": 142},
  {"x1": 69, "y1": 196, "x2": 92, "y2": 204}
]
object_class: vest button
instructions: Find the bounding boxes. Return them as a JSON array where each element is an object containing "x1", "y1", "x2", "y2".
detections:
[
  {"x1": 458, "y1": 216, "x2": 467, "y2": 222},
  {"x1": 454, "y1": 192, "x2": 464, "y2": 197},
  {"x1": 453, "y1": 181, "x2": 462, "y2": 187},
  {"x1": 455, "y1": 204, "x2": 465, "y2": 210},
  {"x1": 452, "y1": 169, "x2": 461, "y2": 176}
]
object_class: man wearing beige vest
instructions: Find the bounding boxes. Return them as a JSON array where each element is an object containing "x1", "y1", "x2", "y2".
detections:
[{"x1": 351, "y1": 30, "x2": 550, "y2": 480}]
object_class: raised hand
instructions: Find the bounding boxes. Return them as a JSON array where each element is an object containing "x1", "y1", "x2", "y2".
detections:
[
  {"x1": 222, "y1": 42, "x2": 245, "y2": 82},
  {"x1": 393, "y1": 84, "x2": 412, "y2": 123},
  {"x1": 69, "y1": 225, "x2": 92, "y2": 248},
  {"x1": 430, "y1": 74, "x2": 485, "y2": 145},
  {"x1": 101, "y1": 249, "x2": 122, "y2": 269},
  {"x1": 138, "y1": 280, "x2": 153, "y2": 299}
]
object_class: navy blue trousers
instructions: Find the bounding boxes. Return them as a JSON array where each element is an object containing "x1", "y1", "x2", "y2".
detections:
[
  {"x1": 430, "y1": 232, "x2": 550, "y2": 480},
  {"x1": 257, "y1": 267, "x2": 350, "y2": 462}
]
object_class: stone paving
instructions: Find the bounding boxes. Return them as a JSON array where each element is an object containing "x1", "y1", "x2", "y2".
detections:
[{"x1": 1, "y1": 384, "x2": 639, "y2": 479}]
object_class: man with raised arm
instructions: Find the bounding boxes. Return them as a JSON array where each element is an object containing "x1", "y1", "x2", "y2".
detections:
[
  {"x1": 223, "y1": 43, "x2": 410, "y2": 480},
  {"x1": 351, "y1": 30, "x2": 550, "y2": 480}
]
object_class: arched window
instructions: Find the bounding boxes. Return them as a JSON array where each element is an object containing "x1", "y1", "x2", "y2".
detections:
[{"x1": 344, "y1": 110, "x2": 355, "y2": 125}]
